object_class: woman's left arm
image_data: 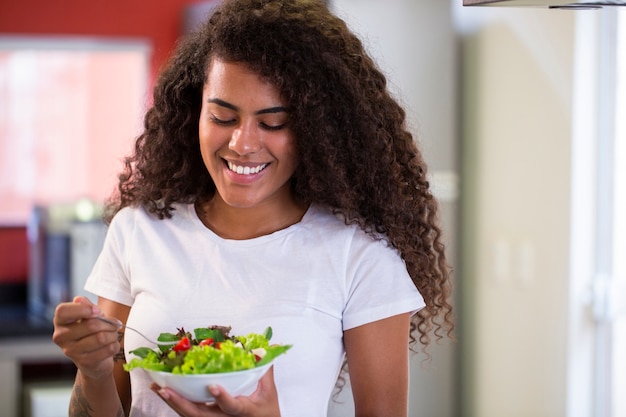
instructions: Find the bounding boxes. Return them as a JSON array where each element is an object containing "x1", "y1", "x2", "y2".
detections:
[{"x1": 344, "y1": 312, "x2": 412, "y2": 417}]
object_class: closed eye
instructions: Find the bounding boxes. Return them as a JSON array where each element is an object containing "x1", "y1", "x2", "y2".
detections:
[
  {"x1": 260, "y1": 122, "x2": 286, "y2": 131},
  {"x1": 210, "y1": 115, "x2": 236, "y2": 126}
]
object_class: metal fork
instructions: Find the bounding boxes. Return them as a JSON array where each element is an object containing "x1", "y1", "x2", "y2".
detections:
[{"x1": 94, "y1": 316, "x2": 177, "y2": 346}]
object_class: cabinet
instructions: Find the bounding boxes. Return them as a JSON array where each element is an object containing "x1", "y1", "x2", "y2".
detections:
[{"x1": 0, "y1": 336, "x2": 75, "y2": 417}]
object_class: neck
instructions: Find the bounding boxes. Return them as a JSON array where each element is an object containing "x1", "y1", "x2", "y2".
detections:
[{"x1": 195, "y1": 195, "x2": 308, "y2": 240}]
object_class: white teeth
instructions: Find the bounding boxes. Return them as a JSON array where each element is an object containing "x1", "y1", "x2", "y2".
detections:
[{"x1": 227, "y1": 162, "x2": 267, "y2": 175}]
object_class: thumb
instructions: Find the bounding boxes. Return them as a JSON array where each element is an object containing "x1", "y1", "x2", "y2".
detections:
[
  {"x1": 253, "y1": 365, "x2": 278, "y2": 400},
  {"x1": 73, "y1": 295, "x2": 95, "y2": 307},
  {"x1": 72, "y1": 296, "x2": 102, "y2": 317}
]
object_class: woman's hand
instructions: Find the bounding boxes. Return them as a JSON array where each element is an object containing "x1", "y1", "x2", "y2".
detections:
[
  {"x1": 52, "y1": 296, "x2": 121, "y2": 379},
  {"x1": 152, "y1": 366, "x2": 280, "y2": 417}
]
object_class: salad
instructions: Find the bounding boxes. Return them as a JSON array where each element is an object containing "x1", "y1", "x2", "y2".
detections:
[{"x1": 124, "y1": 325, "x2": 291, "y2": 374}]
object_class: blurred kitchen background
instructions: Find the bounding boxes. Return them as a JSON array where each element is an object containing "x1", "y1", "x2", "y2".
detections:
[{"x1": 1, "y1": 0, "x2": 625, "y2": 416}]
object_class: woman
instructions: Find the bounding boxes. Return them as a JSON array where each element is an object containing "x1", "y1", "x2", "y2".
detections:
[{"x1": 52, "y1": 0, "x2": 453, "y2": 416}]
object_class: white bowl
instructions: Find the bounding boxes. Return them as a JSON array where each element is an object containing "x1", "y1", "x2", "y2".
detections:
[{"x1": 145, "y1": 362, "x2": 273, "y2": 402}]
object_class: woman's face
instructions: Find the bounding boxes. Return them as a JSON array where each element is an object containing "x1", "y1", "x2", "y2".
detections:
[{"x1": 199, "y1": 58, "x2": 297, "y2": 210}]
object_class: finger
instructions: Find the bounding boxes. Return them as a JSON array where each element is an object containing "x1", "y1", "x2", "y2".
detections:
[
  {"x1": 73, "y1": 339, "x2": 120, "y2": 367},
  {"x1": 57, "y1": 318, "x2": 120, "y2": 353},
  {"x1": 246, "y1": 366, "x2": 276, "y2": 402},
  {"x1": 256, "y1": 366, "x2": 276, "y2": 396},
  {"x1": 207, "y1": 385, "x2": 244, "y2": 415},
  {"x1": 151, "y1": 384, "x2": 225, "y2": 417},
  {"x1": 53, "y1": 299, "x2": 101, "y2": 326},
  {"x1": 210, "y1": 367, "x2": 276, "y2": 415},
  {"x1": 53, "y1": 312, "x2": 119, "y2": 354}
]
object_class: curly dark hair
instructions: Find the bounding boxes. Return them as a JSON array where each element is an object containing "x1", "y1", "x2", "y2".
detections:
[{"x1": 106, "y1": 0, "x2": 453, "y2": 353}]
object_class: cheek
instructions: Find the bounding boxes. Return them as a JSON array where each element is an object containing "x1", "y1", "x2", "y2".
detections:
[
  {"x1": 198, "y1": 132, "x2": 222, "y2": 174},
  {"x1": 199, "y1": 124, "x2": 221, "y2": 154},
  {"x1": 276, "y1": 130, "x2": 296, "y2": 156},
  {"x1": 198, "y1": 129, "x2": 210, "y2": 159}
]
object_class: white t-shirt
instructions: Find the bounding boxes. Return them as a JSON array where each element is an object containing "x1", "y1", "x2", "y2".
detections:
[{"x1": 85, "y1": 203, "x2": 424, "y2": 417}]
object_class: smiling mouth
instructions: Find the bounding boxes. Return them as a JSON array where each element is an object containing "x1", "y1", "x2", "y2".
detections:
[{"x1": 227, "y1": 161, "x2": 268, "y2": 175}]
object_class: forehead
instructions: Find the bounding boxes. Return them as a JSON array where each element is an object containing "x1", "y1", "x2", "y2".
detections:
[{"x1": 204, "y1": 58, "x2": 284, "y2": 105}]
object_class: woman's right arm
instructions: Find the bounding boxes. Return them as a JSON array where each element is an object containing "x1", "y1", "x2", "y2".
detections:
[{"x1": 53, "y1": 296, "x2": 131, "y2": 416}]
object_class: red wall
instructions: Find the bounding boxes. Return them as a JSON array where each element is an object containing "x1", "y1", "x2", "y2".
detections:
[
  {"x1": 0, "y1": 1, "x2": 209, "y2": 284},
  {"x1": 0, "y1": 227, "x2": 28, "y2": 283},
  {"x1": 0, "y1": 0, "x2": 207, "y2": 84}
]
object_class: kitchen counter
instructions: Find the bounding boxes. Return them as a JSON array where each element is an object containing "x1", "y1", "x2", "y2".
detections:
[{"x1": 0, "y1": 308, "x2": 73, "y2": 417}]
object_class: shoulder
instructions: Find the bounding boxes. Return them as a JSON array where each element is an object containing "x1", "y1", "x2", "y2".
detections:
[
  {"x1": 108, "y1": 203, "x2": 194, "y2": 232},
  {"x1": 303, "y1": 204, "x2": 395, "y2": 255},
  {"x1": 302, "y1": 204, "x2": 364, "y2": 240},
  {"x1": 303, "y1": 204, "x2": 347, "y2": 229}
]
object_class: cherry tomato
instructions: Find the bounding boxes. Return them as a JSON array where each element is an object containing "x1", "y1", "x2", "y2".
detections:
[
  {"x1": 173, "y1": 336, "x2": 191, "y2": 353},
  {"x1": 199, "y1": 338, "x2": 214, "y2": 347}
]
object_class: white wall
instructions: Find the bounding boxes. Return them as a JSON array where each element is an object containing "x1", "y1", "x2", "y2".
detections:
[{"x1": 454, "y1": 3, "x2": 585, "y2": 417}]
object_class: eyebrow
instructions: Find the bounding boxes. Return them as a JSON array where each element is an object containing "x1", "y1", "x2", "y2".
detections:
[{"x1": 207, "y1": 98, "x2": 288, "y2": 115}]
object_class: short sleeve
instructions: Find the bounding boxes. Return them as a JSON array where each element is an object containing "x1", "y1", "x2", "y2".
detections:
[
  {"x1": 84, "y1": 209, "x2": 134, "y2": 306},
  {"x1": 341, "y1": 236, "x2": 425, "y2": 330}
]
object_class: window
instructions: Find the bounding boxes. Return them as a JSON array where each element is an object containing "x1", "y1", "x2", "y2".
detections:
[
  {"x1": 570, "y1": 8, "x2": 626, "y2": 417},
  {"x1": 609, "y1": 9, "x2": 626, "y2": 417},
  {"x1": 0, "y1": 37, "x2": 150, "y2": 224}
]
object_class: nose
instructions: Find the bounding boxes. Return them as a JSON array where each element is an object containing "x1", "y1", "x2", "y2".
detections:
[{"x1": 229, "y1": 120, "x2": 262, "y2": 155}]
